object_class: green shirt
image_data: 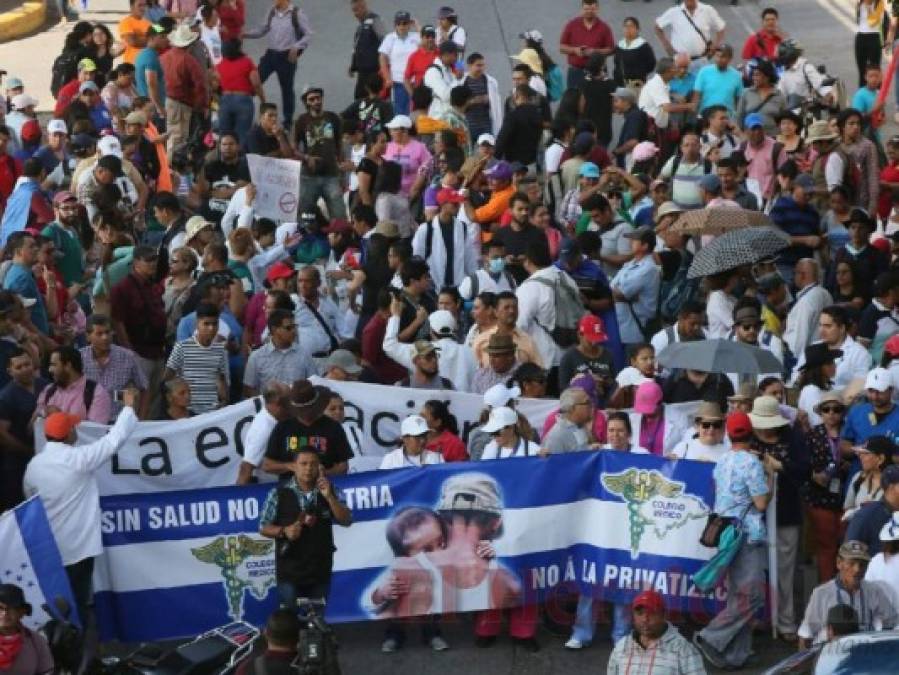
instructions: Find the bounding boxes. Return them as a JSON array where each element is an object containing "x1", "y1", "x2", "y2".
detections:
[
  {"x1": 41, "y1": 222, "x2": 85, "y2": 287},
  {"x1": 228, "y1": 259, "x2": 254, "y2": 296}
]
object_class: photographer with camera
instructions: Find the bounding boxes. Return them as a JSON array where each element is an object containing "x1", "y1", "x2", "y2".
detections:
[{"x1": 259, "y1": 445, "x2": 352, "y2": 609}]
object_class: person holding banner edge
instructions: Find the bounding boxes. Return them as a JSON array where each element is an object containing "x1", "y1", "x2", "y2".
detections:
[
  {"x1": 22, "y1": 387, "x2": 140, "y2": 665},
  {"x1": 693, "y1": 410, "x2": 778, "y2": 671}
]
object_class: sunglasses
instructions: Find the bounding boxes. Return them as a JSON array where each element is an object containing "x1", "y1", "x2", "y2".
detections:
[
  {"x1": 819, "y1": 406, "x2": 844, "y2": 414},
  {"x1": 700, "y1": 420, "x2": 724, "y2": 429},
  {"x1": 739, "y1": 323, "x2": 761, "y2": 331}
]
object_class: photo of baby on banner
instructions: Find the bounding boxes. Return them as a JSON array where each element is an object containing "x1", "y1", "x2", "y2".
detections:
[{"x1": 363, "y1": 473, "x2": 522, "y2": 618}]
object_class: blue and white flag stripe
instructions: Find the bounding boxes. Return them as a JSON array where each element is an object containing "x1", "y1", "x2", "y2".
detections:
[
  {"x1": 96, "y1": 452, "x2": 731, "y2": 642},
  {"x1": 0, "y1": 497, "x2": 78, "y2": 629}
]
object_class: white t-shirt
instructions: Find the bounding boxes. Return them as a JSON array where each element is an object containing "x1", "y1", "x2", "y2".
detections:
[
  {"x1": 481, "y1": 438, "x2": 541, "y2": 460},
  {"x1": 379, "y1": 447, "x2": 444, "y2": 469},
  {"x1": 865, "y1": 553, "x2": 899, "y2": 608},
  {"x1": 655, "y1": 3, "x2": 726, "y2": 58},
  {"x1": 378, "y1": 31, "x2": 421, "y2": 81},
  {"x1": 601, "y1": 444, "x2": 650, "y2": 454},
  {"x1": 670, "y1": 439, "x2": 728, "y2": 462},
  {"x1": 638, "y1": 74, "x2": 671, "y2": 128},
  {"x1": 545, "y1": 141, "x2": 566, "y2": 175},
  {"x1": 706, "y1": 290, "x2": 736, "y2": 339},
  {"x1": 243, "y1": 406, "x2": 278, "y2": 468}
]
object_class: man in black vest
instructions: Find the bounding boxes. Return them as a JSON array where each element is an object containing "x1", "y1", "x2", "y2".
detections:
[{"x1": 259, "y1": 446, "x2": 352, "y2": 608}]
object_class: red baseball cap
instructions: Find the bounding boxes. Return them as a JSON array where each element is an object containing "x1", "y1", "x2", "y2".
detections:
[
  {"x1": 52, "y1": 191, "x2": 77, "y2": 206},
  {"x1": 436, "y1": 187, "x2": 465, "y2": 206},
  {"x1": 322, "y1": 219, "x2": 351, "y2": 235},
  {"x1": 578, "y1": 314, "x2": 608, "y2": 343},
  {"x1": 885, "y1": 334, "x2": 899, "y2": 358},
  {"x1": 872, "y1": 238, "x2": 891, "y2": 255},
  {"x1": 264, "y1": 261, "x2": 295, "y2": 287},
  {"x1": 45, "y1": 412, "x2": 81, "y2": 441},
  {"x1": 726, "y1": 411, "x2": 753, "y2": 439},
  {"x1": 632, "y1": 590, "x2": 665, "y2": 614}
]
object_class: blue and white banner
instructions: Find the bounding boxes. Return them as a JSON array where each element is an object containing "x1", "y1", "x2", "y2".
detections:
[
  {"x1": 0, "y1": 497, "x2": 78, "y2": 628},
  {"x1": 96, "y1": 452, "x2": 726, "y2": 643}
]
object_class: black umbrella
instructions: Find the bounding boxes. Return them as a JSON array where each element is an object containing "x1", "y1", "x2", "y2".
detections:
[
  {"x1": 657, "y1": 339, "x2": 783, "y2": 375},
  {"x1": 687, "y1": 227, "x2": 790, "y2": 279}
]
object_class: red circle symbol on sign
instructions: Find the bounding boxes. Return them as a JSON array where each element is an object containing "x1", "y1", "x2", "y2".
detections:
[{"x1": 279, "y1": 191, "x2": 298, "y2": 214}]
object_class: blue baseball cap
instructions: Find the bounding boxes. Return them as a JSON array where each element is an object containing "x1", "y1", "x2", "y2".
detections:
[
  {"x1": 744, "y1": 113, "x2": 765, "y2": 129},
  {"x1": 579, "y1": 162, "x2": 600, "y2": 179}
]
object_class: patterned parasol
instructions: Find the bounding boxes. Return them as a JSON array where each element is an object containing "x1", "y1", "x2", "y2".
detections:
[
  {"x1": 687, "y1": 226, "x2": 790, "y2": 279},
  {"x1": 668, "y1": 208, "x2": 772, "y2": 235}
]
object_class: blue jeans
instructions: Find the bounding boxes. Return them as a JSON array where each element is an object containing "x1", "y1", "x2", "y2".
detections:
[
  {"x1": 392, "y1": 83, "x2": 410, "y2": 116},
  {"x1": 566, "y1": 67, "x2": 585, "y2": 90},
  {"x1": 218, "y1": 94, "x2": 255, "y2": 145},
  {"x1": 570, "y1": 595, "x2": 632, "y2": 645},
  {"x1": 300, "y1": 174, "x2": 347, "y2": 220},
  {"x1": 258, "y1": 49, "x2": 298, "y2": 126}
]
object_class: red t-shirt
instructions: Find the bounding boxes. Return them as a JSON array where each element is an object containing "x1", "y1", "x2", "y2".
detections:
[
  {"x1": 217, "y1": 0, "x2": 245, "y2": 41},
  {"x1": 216, "y1": 55, "x2": 256, "y2": 95},
  {"x1": 425, "y1": 430, "x2": 469, "y2": 462},
  {"x1": 54, "y1": 79, "x2": 81, "y2": 116},
  {"x1": 741, "y1": 30, "x2": 781, "y2": 61},
  {"x1": 879, "y1": 162, "x2": 899, "y2": 219},
  {"x1": 405, "y1": 48, "x2": 438, "y2": 88},
  {"x1": 559, "y1": 16, "x2": 614, "y2": 68}
]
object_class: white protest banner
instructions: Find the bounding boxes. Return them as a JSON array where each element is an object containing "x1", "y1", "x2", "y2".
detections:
[
  {"x1": 49, "y1": 381, "x2": 558, "y2": 495},
  {"x1": 246, "y1": 153, "x2": 301, "y2": 221}
]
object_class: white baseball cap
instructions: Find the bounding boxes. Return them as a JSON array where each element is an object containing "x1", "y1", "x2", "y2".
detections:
[
  {"x1": 865, "y1": 367, "x2": 893, "y2": 393},
  {"x1": 11, "y1": 93, "x2": 38, "y2": 111},
  {"x1": 483, "y1": 383, "x2": 521, "y2": 409},
  {"x1": 429, "y1": 309, "x2": 456, "y2": 337},
  {"x1": 481, "y1": 406, "x2": 518, "y2": 434},
  {"x1": 477, "y1": 133, "x2": 496, "y2": 146},
  {"x1": 400, "y1": 414, "x2": 429, "y2": 437},
  {"x1": 385, "y1": 114, "x2": 413, "y2": 130},
  {"x1": 97, "y1": 135, "x2": 123, "y2": 158},
  {"x1": 47, "y1": 119, "x2": 68, "y2": 135}
]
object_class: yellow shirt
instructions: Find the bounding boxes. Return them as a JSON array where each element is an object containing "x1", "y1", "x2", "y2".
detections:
[
  {"x1": 761, "y1": 304, "x2": 781, "y2": 337},
  {"x1": 119, "y1": 16, "x2": 152, "y2": 64}
]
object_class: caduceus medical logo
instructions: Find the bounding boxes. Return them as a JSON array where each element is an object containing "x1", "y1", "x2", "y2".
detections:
[
  {"x1": 601, "y1": 469, "x2": 707, "y2": 558},
  {"x1": 191, "y1": 535, "x2": 276, "y2": 621}
]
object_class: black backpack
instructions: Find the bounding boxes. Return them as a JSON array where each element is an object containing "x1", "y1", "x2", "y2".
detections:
[{"x1": 51, "y1": 51, "x2": 81, "y2": 98}]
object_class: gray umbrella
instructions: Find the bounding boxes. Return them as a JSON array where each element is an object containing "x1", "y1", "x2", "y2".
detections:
[
  {"x1": 687, "y1": 227, "x2": 791, "y2": 279},
  {"x1": 657, "y1": 339, "x2": 784, "y2": 375}
]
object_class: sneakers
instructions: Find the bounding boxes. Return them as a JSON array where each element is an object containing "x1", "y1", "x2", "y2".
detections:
[
  {"x1": 564, "y1": 638, "x2": 587, "y2": 650},
  {"x1": 430, "y1": 636, "x2": 449, "y2": 651},
  {"x1": 381, "y1": 638, "x2": 399, "y2": 653}
]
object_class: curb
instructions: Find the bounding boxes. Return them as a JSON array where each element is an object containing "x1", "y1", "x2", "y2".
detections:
[{"x1": 0, "y1": 1, "x2": 46, "y2": 42}]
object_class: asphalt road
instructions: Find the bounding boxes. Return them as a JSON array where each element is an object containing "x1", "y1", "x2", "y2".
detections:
[{"x1": 240, "y1": 0, "x2": 869, "y2": 121}]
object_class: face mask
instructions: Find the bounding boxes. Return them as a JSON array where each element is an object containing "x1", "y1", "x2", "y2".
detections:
[{"x1": 488, "y1": 258, "x2": 505, "y2": 275}]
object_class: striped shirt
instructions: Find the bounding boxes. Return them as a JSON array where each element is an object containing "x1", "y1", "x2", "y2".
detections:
[
  {"x1": 166, "y1": 336, "x2": 229, "y2": 414},
  {"x1": 659, "y1": 156, "x2": 708, "y2": 209}
]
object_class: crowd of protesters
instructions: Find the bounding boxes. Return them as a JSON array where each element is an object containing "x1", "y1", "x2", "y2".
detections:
[{"x1": 4, "y1": 0, "x2": 899, "y2": 672}]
